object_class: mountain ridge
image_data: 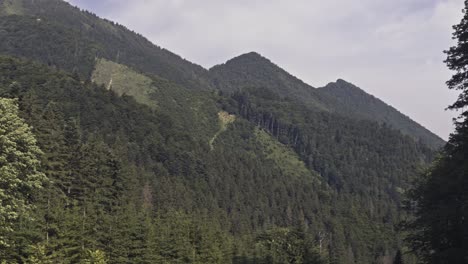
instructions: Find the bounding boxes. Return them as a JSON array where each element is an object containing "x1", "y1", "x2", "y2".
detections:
[
  {"x1": 211, "y1": 52, "x2": 444, "y2": 148},
  {"x1": 0, "y1": 2, "x2": 443, "y2": 262},
  {"x1": 0, "y1": 0, "x2": 213, "y2": 90},
  {"x1": 0, "y1": 0, "x2": 445, "y2": 148},
  {"x1": 318, "y1": 79, "x2": 445, "y2": 148}
]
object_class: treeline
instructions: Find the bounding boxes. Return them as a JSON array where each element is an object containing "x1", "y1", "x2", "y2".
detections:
[
  {"x1": 222, "y1": 86, "x2": 433, "y2": 201},
  {"x1": 0, "y1": 56, "x2": 332, "y2": 263},
  {"x1": 0, "y1": 3, "x2": 210, "y2": 90},
  {"x1": 219, "y1": 87, "x2": 436, "y2": 262},
  {"x1": 0, "y1": 1, "x2": 451, "y2": 262}
]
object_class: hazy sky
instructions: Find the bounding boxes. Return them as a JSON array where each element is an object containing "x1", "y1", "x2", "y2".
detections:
[{"x1": 68, "y1": 0, "x2": 464, "y2": 140}]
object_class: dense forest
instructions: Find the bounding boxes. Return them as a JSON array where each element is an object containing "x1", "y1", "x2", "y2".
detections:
[
  {"x1": 0, "y1": 0, "x2": 464, "y2": 263},
  {"x1": 209, "y1": 53, "x2": 444, "y2": 149}
]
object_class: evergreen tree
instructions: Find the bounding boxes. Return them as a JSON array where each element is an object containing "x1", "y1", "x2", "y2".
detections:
[
  {"x1": 405, "y1": 2, "x2": 468, "y2": 263},
  {"x1": 84, "y1": 249, "x2": 108, "y2": 264},
  {"x1": 393, "y1": 249, "x2": 403, "y2": 264},
  {"x1": 0, "y1": 98, "x2": 47, "y2": 259},
  {"x1": 445, "y1": 0, "x2": 468, "y2": 114},
  {"x1": 24, "y1": 243, "x2": 53, "y2": 264},
  {"x1": 0, "y1": 51, "x2": 438, "y2": 263},
  {"x1": 255, "y1": 227, "x2": 326, "y2": 264}
]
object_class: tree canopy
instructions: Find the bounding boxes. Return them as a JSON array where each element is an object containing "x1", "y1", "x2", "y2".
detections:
[
  {"x1": 0, "y1": 98, "x2": 46, "y2": 254},
  {"x1": 404, "y1": 2, "x2": 468, "y2": 263}
]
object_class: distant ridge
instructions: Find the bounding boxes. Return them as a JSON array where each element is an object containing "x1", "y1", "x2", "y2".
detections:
[
  {"x1": 210, "y1": 52, "x2": 333, "y2": 111},
  {"x1": 0, "y1": 1, "x2": 444, "y2": 262},
  {"x1": 318, "y1": 79, "x2": 445, "y2": 148},
  {"x1": 0, "y1": 0, "x2": 444, "y2": 148},
  {"x1": 0, "y1": 0, "x2": 213, "y2": 90},
  {"x1": 211, "y1": 53, "x2": 444, "y2": 149}
]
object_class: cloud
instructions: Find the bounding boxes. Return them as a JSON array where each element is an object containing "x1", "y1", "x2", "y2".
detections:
[{"x1": 70, "y1": 0, "x2": 463, "y2": 139}]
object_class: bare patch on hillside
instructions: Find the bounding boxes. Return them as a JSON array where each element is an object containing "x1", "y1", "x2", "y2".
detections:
[
  {"x1": 92, "y1": 58, "x2": 157, "y2": 107},
  {"x1": 209, "y1": 111, "x2": 236, "y2": 150},
  {"x1": 254, "y1": 128, "x2": 320, "y2": 181},
  {"x1": 0, "y1": 0, "x2": 24, "y2": 16}
]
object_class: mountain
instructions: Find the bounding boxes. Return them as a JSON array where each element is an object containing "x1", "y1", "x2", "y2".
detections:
[
  {"x1": 318, "y1": 79, "x2": 445, "y2": 148},
  {"x1": 0, "y1": 1, "x2": 441, "y2": 263},
  {"x1": 0, "y1": 0, "x2": 444, "y2": 148},
  {"x1": 210, "y1": 52, "x2": 444, "y2": 149},
  {"x1": 210, "y1": 52, "x2": 332, "y2": 111},
  {"x1": 0, "y1": 0, "x2": 212, "y2": 90}
]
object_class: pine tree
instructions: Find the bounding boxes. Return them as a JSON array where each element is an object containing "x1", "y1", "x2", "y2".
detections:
[
  {"x1": 405, "y1": 2, "x2": 468, "y2": 263},
  {"x1": 84, "y1": 249, "x2": 108, "y2": 264},
  {"x1": 24, "y1": 243, "x2": 53, "y2": 264},
  {"x1": 0, "y1": 98, "x2": 47, "y2": 259},
  {"x1": 445, "y1": 0, "x2": 468, "y2": 115},
  {"x1": 393, "y1": 249, "x2": 403, "y2": 264}
]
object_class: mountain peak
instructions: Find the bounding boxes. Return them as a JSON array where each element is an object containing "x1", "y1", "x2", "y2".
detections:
[
  {"x1": 326, "y1": 79, "x2": 359, "y2": 89},
  {"x1": 336, "y1": 78, "x2": 352, "y2": 85},
  {"x1": 237, "y1": 51, "x2": 264, "y2": 59},
  {"x1": 318, "y1": 80, "x2": 445, "y2": 148},
  {"x1": 323, "y1": 79, "x2": 371, "y2": 96},
  {"x1": 222, "y1": 51, "x2": 270, "y2": 66}
]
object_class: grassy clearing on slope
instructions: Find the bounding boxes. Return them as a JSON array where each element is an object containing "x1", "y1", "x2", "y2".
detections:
[
  {"x1": 92, "y1": 58, "x2": 157, "y2": 107},
  {"x1": 254, "y1": 128, "x2": 318, "y2": 180},
  {"x1": 92, "y1": 58, "x2": 220, "y2": 144},
  {"x1": 0, "y1": 0, "x2": 24, "y2": 15},
  {"x1": 209, "y1": 111, "x2": 236, "y2": 150}
]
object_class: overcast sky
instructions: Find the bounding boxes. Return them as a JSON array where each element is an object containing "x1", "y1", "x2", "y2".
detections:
[{"x1": 68, "y1": 0, "x2": 464, "y2": 140}]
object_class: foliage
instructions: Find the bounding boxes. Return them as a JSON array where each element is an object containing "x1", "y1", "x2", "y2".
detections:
[
  {"x1": 393, "y1": 249, "x2": 404, "y2": 264},
  {"x1": 0, "y1": 98, "x2": 47, "y2": 253},
  {"x1": 0, "y1": 48, "x2": 435, "y2": 262},
  {"x1": 84, "y1": 250, "x2": 108, "y2": 264},
  {"x1": 210, "y1": 53, "x2": 444, "y2": 149},
  {"x1": 210, "y1": 52, "x2": 330, "y2": 111},
  {"x1": 255, "y1": 227, "x2": 326, "y2": 264},
  {"x1": 24, "y1": 243, "x2": 52, "y2": 264},
  {"x1": 403, "y1": 2, "x2": 468, "y2": 263},
  {"x1": 0, "y1": 1, "x2": 444, "y2": 262},
  {"x1": 319, "y1": 79, "x2": 444, "y2": 149},
  {"x1": 0, "y1": 0, "x2": 211, "y2": 90}
]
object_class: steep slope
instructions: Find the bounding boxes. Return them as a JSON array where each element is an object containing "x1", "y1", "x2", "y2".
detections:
[
  {"x1": 0, "y1": 0, "x2": 444, "y2": 149},
  {"x1": 210, "y1": 52, "x2": 332, "y2": 111},
  {"x1": 318, "y1": 79, "x2": 445, "y2": 148},
  {"x1": 210, "y1": 52, "x2": 444, "y2": 149},
  {"x1": 219, "y1": 86, "x2": 435, "y2": 263},
  {"x1": 0, "y1": 1, "x2": 442, "y2": 262},
  {"x1": 90, "y1": 57, "x2": 220, "y2": 143},
  {"x1": 0, "y1": 55, "x2": 331, "y2": 262},
  {"x1": 0, "y1": 54, "x2": 432, "y2": 263},
  {"x1": 0, "y1": 0, "x2": 212, "y2": 90}
]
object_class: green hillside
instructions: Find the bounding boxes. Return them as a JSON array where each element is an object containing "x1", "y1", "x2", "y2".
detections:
[
  {"x1": 0, "y1": 0, "x2": 444, "y2": 149},
  {"x1": 210, "y1": 52, "x2": 332, "y2": 111},
  {"x1": 0, "y1": 0, "x2": 24, "y2": 15},
  {"x1": 0, "y1": 0, "x2": 212, "y2": 90},
  {"x1": 318, "y1": 79, "x2": 445, "y2": 149},
  {"x1": 210, "y1": 53, "x2": 444, "y2": 149},
  {"x1": 0, "y1": 56, "x2": 330, "y2": 263},
  {"x1": 0, "y1": 1, "x2": 444, "y2": 263}
]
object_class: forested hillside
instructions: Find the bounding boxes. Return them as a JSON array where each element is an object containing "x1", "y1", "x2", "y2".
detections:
[
  {"x1": 318, "y1": 80, "x2": 444, "y2": 149},
  {"x1": 0, "y1": 0, "x2": 446, "y2": 263},
  {"x1": 209, "y1": 53, "x2": 444, "y2": 149},
  {"x1": 0, "y1": 0, "x2": 212, "y2": 89}
]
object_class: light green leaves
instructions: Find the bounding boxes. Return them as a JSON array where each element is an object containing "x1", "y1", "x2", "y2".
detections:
[{"x1": 0, "y1": 98, "x2": 47, "y2": 248}]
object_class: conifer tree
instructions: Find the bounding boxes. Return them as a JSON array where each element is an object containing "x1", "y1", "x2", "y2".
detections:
[
  {"x1": 405, "y1": 2, "x2": 468, "y2": 263},
  {"x1": 0, "y1": 98, "x2": 47, "y2": 258},
  {"x1": 393, "y1": 249, "x2": 403, "y2": 264}
]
